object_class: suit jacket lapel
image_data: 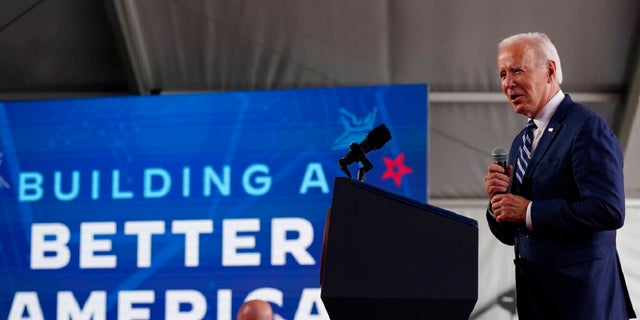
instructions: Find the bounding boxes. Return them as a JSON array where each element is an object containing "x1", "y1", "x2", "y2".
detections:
[{"x1": 526, "y1": 95, "x2": 572, "y2": 178}]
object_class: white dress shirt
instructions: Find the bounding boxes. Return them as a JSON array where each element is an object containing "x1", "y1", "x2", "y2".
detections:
[{"x1": 525, "y1": 90, "x2": 564, "y2": 230}]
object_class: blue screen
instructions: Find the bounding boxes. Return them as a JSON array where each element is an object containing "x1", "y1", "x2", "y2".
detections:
[{"x1": 0, "y1": 84, "x2": 427, "y2": 319}]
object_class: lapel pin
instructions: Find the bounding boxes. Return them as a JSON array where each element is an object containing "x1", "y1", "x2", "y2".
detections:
[{"x1": 548, "y1": 128, "x2": 554, "y2": 132}]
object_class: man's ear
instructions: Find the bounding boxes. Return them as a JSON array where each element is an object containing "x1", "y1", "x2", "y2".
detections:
[{"x1": 546, "y1": 60, "x2": 557, "y2": 83}]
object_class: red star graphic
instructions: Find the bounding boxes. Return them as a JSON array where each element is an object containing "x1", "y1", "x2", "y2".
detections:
[{"x1": 381, "y1": 152, "x2": 413, "y2": 187}]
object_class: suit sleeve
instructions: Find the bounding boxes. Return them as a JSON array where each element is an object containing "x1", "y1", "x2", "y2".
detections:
[{"x1": 531, "y1": 114, "x2": 625, "y2": 234}]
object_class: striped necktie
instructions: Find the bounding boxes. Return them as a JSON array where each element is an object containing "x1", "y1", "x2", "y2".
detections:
[{"x1": 515, "y1": 119, "x2": 537, "y2": 184}]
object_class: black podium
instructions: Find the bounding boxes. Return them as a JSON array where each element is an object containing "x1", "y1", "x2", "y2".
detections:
[{"x1": 320, "y1": 178, "x2": 478, "y2": 319}]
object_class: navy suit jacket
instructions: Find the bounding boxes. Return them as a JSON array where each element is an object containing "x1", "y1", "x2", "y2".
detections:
[{"x1": 487, "y1": 95, "x2": 636, "y2": 319}]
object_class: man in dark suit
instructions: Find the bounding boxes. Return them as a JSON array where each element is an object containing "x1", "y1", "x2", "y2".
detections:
[{"x1": 484, "y1": 32, "x2": 636, "y2": 319}]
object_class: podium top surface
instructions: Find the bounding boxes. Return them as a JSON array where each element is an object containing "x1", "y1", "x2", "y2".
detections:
[{"x1": 339, "y1": 177, "x2": 478, "y2": 227}]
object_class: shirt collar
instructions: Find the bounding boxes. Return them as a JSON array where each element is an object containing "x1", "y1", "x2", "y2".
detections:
[{"x1": 530, "y1": 90, "x2": 564, "y2": 130}]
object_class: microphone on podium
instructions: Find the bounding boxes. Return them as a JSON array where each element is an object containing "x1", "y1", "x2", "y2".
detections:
[{"x1": 339, "y1": 124, "x2": 392, "y2": 180}]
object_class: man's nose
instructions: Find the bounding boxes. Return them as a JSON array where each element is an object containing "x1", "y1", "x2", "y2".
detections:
[{"x1": 504, "y1": 74, "x2": 516, "y2": 89}]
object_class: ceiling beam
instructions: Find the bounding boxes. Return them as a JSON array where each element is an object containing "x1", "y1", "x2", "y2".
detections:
[{"x1": 429, "y1": 92, "x2": 620, "y2": 103}]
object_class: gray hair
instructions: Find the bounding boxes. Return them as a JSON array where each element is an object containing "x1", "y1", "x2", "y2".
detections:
[{"x1": 499, "y1": 32, "x2": 563, "y2": 84}]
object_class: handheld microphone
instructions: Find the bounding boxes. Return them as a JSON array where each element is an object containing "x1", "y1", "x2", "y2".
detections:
[
  {"x1": 491, "y1": 147, "x2": 508, "y2": 171},
  {"x1": 339, "y1": 124, "x2": 392, "y2": 177}
]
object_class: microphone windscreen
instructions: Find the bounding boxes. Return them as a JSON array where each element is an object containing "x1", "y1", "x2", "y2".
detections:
[
  {"x1": 491, "y1": 147, "x2": 507, "y2": 161},
  {"x1": 364, "y1": 124, "x2": 391, "y2": 150},
  {"x1": 491, "y1": 147, "x2": 508, "y2": 168}
]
